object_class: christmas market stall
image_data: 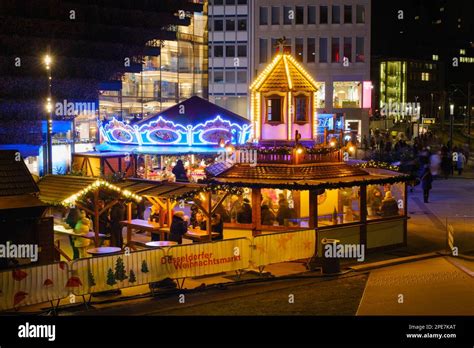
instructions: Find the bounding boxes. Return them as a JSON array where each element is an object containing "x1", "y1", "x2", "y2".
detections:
[
  {"x1": 205, "y1": 157, "x2": 412, "y2": 253},
  {"x1": 37, "y1": 175, "x2": 143, "y2": 255},
  {"x1": 0, "y1": 150, "x2": 52, "y2": 269},
  {"x1": 78, "y1": 96, "x2": 252, "y2": 181}
]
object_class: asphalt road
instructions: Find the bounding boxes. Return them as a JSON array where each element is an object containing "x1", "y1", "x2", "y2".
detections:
[{"x1": 77, "y1": 273, "x2": 368, "y2": 316}]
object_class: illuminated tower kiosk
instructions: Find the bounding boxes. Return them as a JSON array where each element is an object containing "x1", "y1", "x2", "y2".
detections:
[{"x1": 250, "y1": 49, "x2": 320, "y2": 145}]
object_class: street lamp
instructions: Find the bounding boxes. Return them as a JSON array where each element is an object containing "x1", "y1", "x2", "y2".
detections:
[
  {"x1": 449, "y1": 103, "x2": 455, "y2": 151},
  {"x1": 44, "y1": 53, "x2": 53, "y2": 174}
]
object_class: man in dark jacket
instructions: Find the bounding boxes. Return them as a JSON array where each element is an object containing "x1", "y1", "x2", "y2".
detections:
[
  {"x1": 237, "y1": 198, "x2": 252, "y2": 224},
  {"x1": 421, "y1": 165, "x2": 433, "y2": 203},
  {"x1": 169, "y1": 211, "x2": 188, "y2": 244},
  {"x1": 110, "y1": 201, "x2": 126, "y2": 248}
]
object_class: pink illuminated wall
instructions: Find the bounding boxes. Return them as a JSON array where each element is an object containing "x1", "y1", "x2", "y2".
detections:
[{"x1": 363, "y1": 81, "x2": 372, "y2": 109}]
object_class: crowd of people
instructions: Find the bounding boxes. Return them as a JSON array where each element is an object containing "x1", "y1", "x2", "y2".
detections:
[{"x1": 363, "y1": 130, "x2": 471, "y2": 204}]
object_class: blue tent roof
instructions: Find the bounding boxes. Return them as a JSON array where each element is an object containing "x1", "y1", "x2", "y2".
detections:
[{"x1": 137, "y1": 96, "x2": 250, "y2": 127}]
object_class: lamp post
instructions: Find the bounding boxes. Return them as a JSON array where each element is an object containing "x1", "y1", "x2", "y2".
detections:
[
  {"x1": 449, "y1": 103, "x2": 454, "y2": 151},
  {"x1": 44, "y1": 54, "x2": 53, "y2": 174}
]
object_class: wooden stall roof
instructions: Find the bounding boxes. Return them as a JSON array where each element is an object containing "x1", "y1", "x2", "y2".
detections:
[
  {"x1": 207, "y1": 162, "x2": 410, "y2": 189},
  {"x1": 0, "y1": 150, "x2": 39, "y2": 197},
  {"x1": 250, "y1": 53, "x2": 318, "y2": 93},
  {"x1": 38, "y1": 175, "x2": 97, "y2": 205},
  {"x1": 115, "y1": 179, "x2": 206, "y2": 200},
  {"x1": 0, "y1": 195, "x2": 46, "y2": 210}
]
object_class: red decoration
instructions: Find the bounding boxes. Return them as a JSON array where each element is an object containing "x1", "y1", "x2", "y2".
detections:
[
  {"x1": 12, "y1": 269, "x2": 28, "y2": 281},
  {"x1": 13, "y1": 291, "x2": 28, "y2": 306},
  {"x1": 43, "y1": 279, "x2": 54, "y2": 287},
  {"x1": 66, "y1": 276, "x2": 83, "y2": 287},
  {"x1": 59, "y1": 262, "x2": 67, "y2": 270}
]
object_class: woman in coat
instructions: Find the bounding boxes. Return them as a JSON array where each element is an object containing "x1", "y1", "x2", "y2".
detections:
[
  {"x1": 73, "y1": 210, "x2": 92, "y2": 259},
  {"x1": 169, "y1": 211, "x2": 188, "y2": 244}
]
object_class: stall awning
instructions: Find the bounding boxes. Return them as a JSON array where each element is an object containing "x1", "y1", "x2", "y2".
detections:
[
  {"x1": 38, "y1": 175, "x2": 142, "y2": 206},
  {"x1": 114, "y1": 179, "x2": 205, "y2": 201},
  {"x1": 0, "y1": 150, "x2": 39, "y2": 197}
]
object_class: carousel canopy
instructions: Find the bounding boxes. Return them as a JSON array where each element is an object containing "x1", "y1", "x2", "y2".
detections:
[{"x1": 99, "y1": 96, "x2": 252, "y2": 148}]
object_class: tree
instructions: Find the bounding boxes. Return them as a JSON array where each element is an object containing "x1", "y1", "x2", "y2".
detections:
[
  {"x1": 129, "y1": 270, "x2": 137, "y2": 284},
  {"x1": 88, "y1": 270, "x2": 96, "y2": 287},
  {"x1": 141, "y1": 260, "x2": 149, "y2": 273},
  {"x1": 106, "y1": 268, "x2": 116, "y2": 286},
  {"x1": 114, "y1": 257, "x2": 128, "y2": 281}
]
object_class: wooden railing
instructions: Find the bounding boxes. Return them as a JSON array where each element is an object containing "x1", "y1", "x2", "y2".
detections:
[{"x1": 257, "y1": 150, "x2": 342, "y2": 164}]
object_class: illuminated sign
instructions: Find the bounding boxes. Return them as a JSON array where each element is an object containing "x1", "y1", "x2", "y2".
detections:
[
  {"x1": 99, "y1": 115, "x2": 251, "y2": 146},
  {"x1": 316, "y1": 114, "x2": 344, "y2": 133}
]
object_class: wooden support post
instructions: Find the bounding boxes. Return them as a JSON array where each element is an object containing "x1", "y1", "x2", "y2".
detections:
[
  {"x1": 93, "y1": 190, "x2": 99, "y2": 247},
  {"x1": 309, "y1": 190, "x2": 317, "y2": 229},
  {"x1": 127, "y1": 202, "x2": 132, "y2": 223},
  {"x1": 207, "y1": 191, "x2": 212, "y2": 242},
  {"x1": 251, "y1": 188, "x2": 262, "y2": 236},
  {"x1": 360, "y1": 184, "x2": 367, "y2": 247}
]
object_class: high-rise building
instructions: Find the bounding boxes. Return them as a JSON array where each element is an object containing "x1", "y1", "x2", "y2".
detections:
[
  {"x1": 208, "y1": 0, "x2": 250, "y2": 117},
  {"x1": 251, "y1": 0, "x2": 371, "y2": 140},
  {"x1": 99, "y1": 3, "x2": 209, "y2": 122}
]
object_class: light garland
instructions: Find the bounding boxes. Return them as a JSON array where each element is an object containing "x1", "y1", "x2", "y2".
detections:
[
  {"x1": 62, "y1": 179, "x2": 142, "y2": 206},
  {"x1": 355, "y1": 160, "x2": 401, "y2": 172}
]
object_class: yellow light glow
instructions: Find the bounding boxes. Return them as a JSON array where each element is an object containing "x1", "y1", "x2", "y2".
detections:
[
  {"x1": 283, "y1": 55, "x2": 293, "y2": 90},
  {"x1": 349, "y1": 146, "x2": 355, "y2": 153},
  {"x1": 287, "y1": 91, "x2": 292, "y2": 140},
  {"x1": 44, "y1": 55, "x2": 52, "y2": 67},
  {"x1": 296, "y1": 148, "x2": 303, "y2": 154},
  {"x1": 313, "y1": 93, "x2": 318, "y2": 140},
  {"x1": 330, "y1": 141, "x2": 336, "y2": 147}
]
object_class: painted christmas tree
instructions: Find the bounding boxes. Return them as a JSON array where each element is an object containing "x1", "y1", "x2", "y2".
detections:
[
  {"x1": 141, "y1": 260, "x2": 149, "y2": 273},
  {"x1": 106, "y1": 268, "x2": 117, "y2": 286},
  {"x1": 129, "y1": 270, "x2": 136, "y2": 283},
  {"x1": 88, "y1": 270, "x2": 96, "y2": 287},
  {"x1": 114, "y1": 257, "x2": 128, "y2": 281}
]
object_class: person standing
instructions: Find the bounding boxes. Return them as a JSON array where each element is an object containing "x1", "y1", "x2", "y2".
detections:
[
  {"x1": 457, "y1": 151, "x2": 467, "y2": 175},
  {"x1": 172, "y1": 159, "x2": 189, "y2": 182},
  {"x1": 73, "y1": 210, "x2": 92, "y2": 259},
  {"x1": 169, "y1": 211, "x2": 188, "y2": 244},
  {"x1": 65, "y1": 208, "x2": 81, "y2": 259},
  {"x1": 420, "y1": 165, "x2": 433, "y2": 203},
  {"x1": 110, "y1": 201, "x2": 126, "y2": 248}
]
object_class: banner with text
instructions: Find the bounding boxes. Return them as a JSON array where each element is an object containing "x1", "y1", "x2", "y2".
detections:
[{"x1": 163, "y1": 238, "x2": 252, "y2": 279}]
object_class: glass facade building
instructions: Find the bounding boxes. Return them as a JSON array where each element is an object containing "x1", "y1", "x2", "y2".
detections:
[{"x1": 99, "y1": 6, "x2": 209, "y2": 122}]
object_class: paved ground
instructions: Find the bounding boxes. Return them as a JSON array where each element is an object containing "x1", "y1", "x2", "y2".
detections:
[{"x1": 357, "y1": 256, "x2": 474, "y2": 315}]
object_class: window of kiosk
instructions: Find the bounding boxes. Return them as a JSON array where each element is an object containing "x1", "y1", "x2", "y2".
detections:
[
  {"x1": 206, "y1": 189, "x2": 253, "y2": 226},
  {"x1": 260, "y1": 189, "x2": 305, "y2": 227},
  {"x1": 265, "y1": 96, "x2": 283, "y2": 123},
  {"x1": 366, "y1": 183, "x2": 405, "y2": 220},
  {"x1": 317, "y1": 187, "x2": 361, "y2": 227},
  {"x1": 294, "y1": 95, "x2": 309, "y2": 123}
]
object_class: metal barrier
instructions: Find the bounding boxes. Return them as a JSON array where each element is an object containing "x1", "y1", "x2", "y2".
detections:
[
  {"x1": 445, "y1": 216, "x2": 474, "y2": 256},
  {"x1": 70, "y1": 248, "x2": 167, "y2": 296},
  {"x1": 0, "y1": 262, "x2": 70, "y2": 311}
]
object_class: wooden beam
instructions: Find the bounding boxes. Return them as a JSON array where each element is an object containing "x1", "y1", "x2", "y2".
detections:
[
  {"x1": 93, "y1": 190, "x2": 100, "y2": 247},
  {"x1": 251, "y1": 188, "x2": 262, "y2": 235},
  {"x1": 75, "y1": 202, "x2": 94, "y2": 216},
  {"x1": 207, "y1": 191, "x2": 212, "y2": 242},
  {"x1": 100, "y1": 199, "x2": 118, "y2": 215},
  {"x1": 309, "y1": 190, "x2": 317, "y2": 229},
  {"x1": 127, "y1": 202, "x2": 132, "y2": 222},
  {"x1": 210, "y1": 192, "x2": 230, "y2": 215}
]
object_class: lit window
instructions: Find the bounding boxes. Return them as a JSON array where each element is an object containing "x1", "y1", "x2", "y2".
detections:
[
  {"x1": 294, "y1": 95, "x2": 309, "y2": 123},
  {"x1": 460, "y1": 49, "x2": 466, "y2": 55},
  {"x1": 266, "y1": 96, "x2": 283, "y2": 123},
  {"x1": 432, "y1": 54, "x2": 439, "y2": 61},
  {"x1": 333, "y1": 81, "x2": 362, "y2": 108}
]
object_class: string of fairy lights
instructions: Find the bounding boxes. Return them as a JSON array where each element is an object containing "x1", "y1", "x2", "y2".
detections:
[{"x1": 61, "y1": 180, "x2": 142, "y2": 206}]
